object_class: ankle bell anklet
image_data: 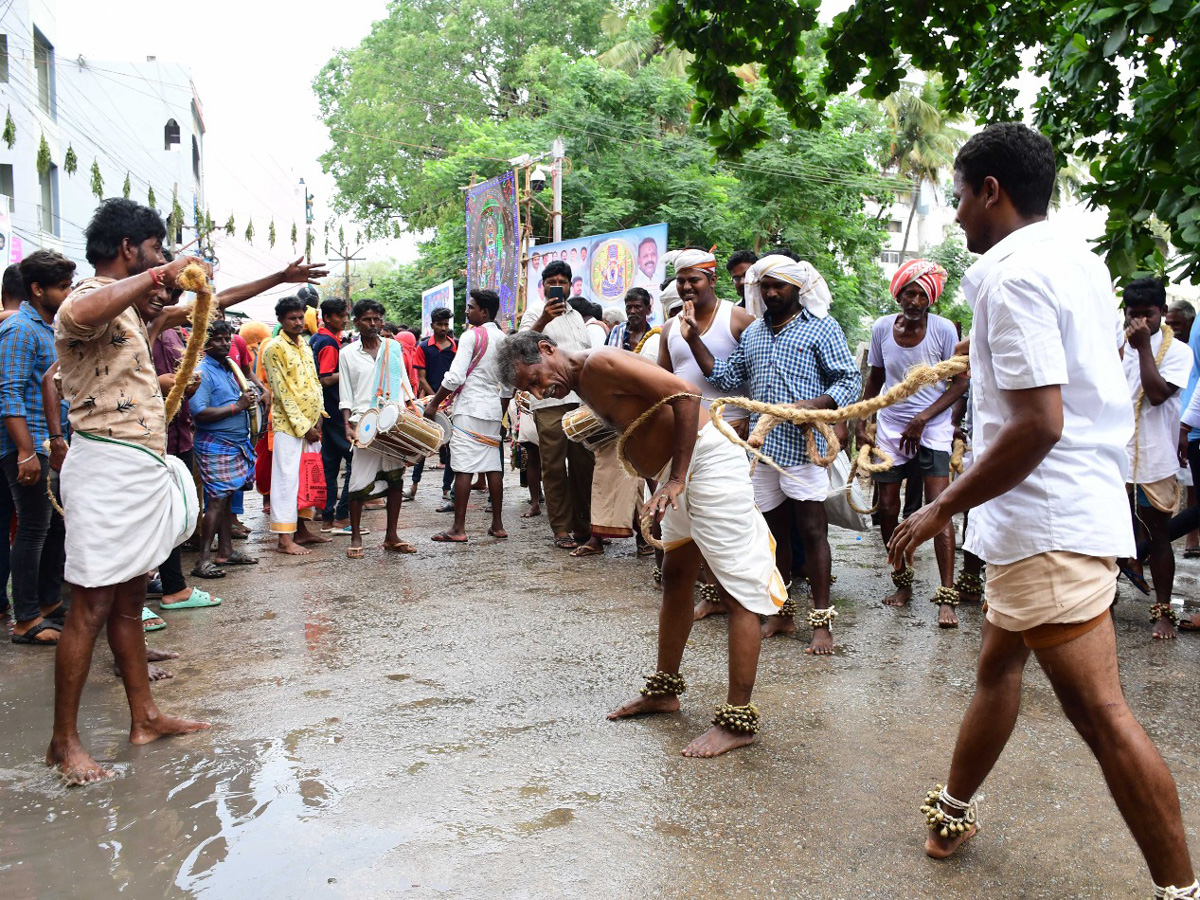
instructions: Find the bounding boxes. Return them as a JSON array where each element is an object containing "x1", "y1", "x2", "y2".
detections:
[
  {"x1": 1149, "y1": 602, "x2": 1179, "y2": 625},
  {"x1": 712, "y1": 702, "x2": 760, "y2": 735},
  {"x1": 892, "y1": 567, "x2": 915, "y2": 589},
  {"x1": 696, "y1": 583, "x2": 719, "y2": 604},
  {"x1": 777, "y1": 597, "x2": 798, "y2": 617},
  {"x1": 807, "y1": 606, "x2": 837, "y2": 629},
  {"x1": 954, "y1": 571, "x2": 985, "y2": 597},
  {"x1": 931, "y1": 586, "x2": 961, "y2": 607},
  {"x1": 920, "y1": 784, "x2": 978, "y2": 839},
  {"x1": 640, "y1": 671, "x2": 686, "y2": 698},
  {"x1": 652, "y1": 566, "x2": 662, "y2": 585}
]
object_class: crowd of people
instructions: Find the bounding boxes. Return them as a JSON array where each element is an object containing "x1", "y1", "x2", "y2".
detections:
[{"x1": 0, "y1": 123, "x2": 1198, "y2": 895}]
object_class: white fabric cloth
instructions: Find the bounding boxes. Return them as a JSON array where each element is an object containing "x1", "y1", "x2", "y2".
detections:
[
  {"x1": 519, "y1": 300, "x2": 591, "y2": 409},
  {"x1": 339, "y1": 338, "x2": 414, "y2": 416},
  {"x1": 1181, "y1": 363, "x2": 1200, "y2": 433},
  {"x1": 60, "y1": 433, "x2": 198, "y2": 587},
  {"x1": 637, "y1": 331, "x2": 661, "y2": 360},
  {"x1": 270, "y1": 432, "x2": 320, "y2": 533},
  {"x1": 517, "y1": 409, "x2": 539, "y2": 447},
  {"x1": 868, "y1": 313, "x2": 959, "y2": 463},
  {"x1": 659, "y1": 281, "x2": 682, "y2": 320},
  {"x1": 665, "y1": 300, "x2": 748, "y2": 422},
  {"x1": 664, "y1": 248, "x2": 717, "y2": 275},
  {"x1": 742, "y1": 256, "x2": 832, "y2": 320},
  {"x1": 961, "y1": 221, "x2": 1135, "y2": 565},
  {"x1": 449, "y1": 413, "x2": 502, "y2": 473},
  {"x1": 349, "y1": 445, "x2": 404, "y2": 495},
  {"x1": 441, "y1": 322, "x2": 510, "y2": 420},
  {"x1": 659, "y1": 423, "x2": 787, "y2": 616},
  {"x1": 585, "y1": 320, "x2": 608, "y2": 349},
  {"x1": 1123, "y1": 328, "x2": 1192, "y2": 483},
  {"x1": 751, "y1": 460, "x2": 829, "y2": 510}
]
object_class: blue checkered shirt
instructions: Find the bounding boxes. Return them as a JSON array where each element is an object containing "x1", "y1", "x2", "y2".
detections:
[
  {"x1": 707, "y1": 309, "x2": 861, "y2": 466},
  {"x1": 606, "y1": 323, "x2": 628, "y2": 349},
  {"x1": 0, "y1": 302, "x2": 67, "y2": 458}
]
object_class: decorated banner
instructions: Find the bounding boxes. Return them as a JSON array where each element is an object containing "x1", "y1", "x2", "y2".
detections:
[
  {"x1": 421, "y1": 279, "x2": 455, "y2": 338},
  {"x1": 525, "y1": 223, "x2": 669, "y2": 323},
  {"x1": 0, "y1": 204, "x2": 13, "y2": 269},
  {"x1": 465, "y1": 172, "x2": 520, "y2": 326}
]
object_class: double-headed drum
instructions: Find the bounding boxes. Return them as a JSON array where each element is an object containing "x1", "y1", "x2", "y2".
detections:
[
  {"x1": 562, "y1": 405, "x2": 618, "y2": 453},
  {"x1": 371, "y1": 405, "x2": 449, "y2": 465}
]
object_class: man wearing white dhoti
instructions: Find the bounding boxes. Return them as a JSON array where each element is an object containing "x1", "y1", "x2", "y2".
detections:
[{"x1": 47, "y1": 199, "x2": 211, "y2": 786}]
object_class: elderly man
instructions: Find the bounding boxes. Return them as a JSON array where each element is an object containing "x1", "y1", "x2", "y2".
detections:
[
  {"x1": 857, "y1": 259, "x2": 968, "y2": 627},
  {"x1": 499, "y1": 331, "x2": 785, "y2": 758},
  {"x1": 890, "y1": 123, "x2": 1195, "y2": 896},
  {"x1": 685, "y1": 255, "x2": 861, "y2": 653},
  {"x1": 519, "y1": 260, "x2": 595, "y2": 550}
]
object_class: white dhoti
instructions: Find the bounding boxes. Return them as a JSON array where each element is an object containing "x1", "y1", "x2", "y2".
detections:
[
  {"x1": 348, "y1": 446, "x2": 405, "y2": 499},
  {"x1": 659, "y1": 424, "x2": 787, "y2": 616},
  {"x1": 270, "y1": 432, "x2": 320, "y2": 534},
  {"x1": 517, "y1": 410, "x2": 539, "y2": 448},
  {"x1": 591, "y1": 442, "x2": 639, "y2": 538},
  {"x1": 60, "y1": 432, "x2": 198, "y2": 588},
  {"x1": 449, "y1": 414, "x2": 502, "y2": 473}
]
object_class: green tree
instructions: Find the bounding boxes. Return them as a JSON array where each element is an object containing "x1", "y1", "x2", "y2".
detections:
[
  {"x1": 925, "y1": 234, "x2": 974, "y2": 333},
  {"x1": 651, "y1": 0, "x2": 1200, "y2": 283}
]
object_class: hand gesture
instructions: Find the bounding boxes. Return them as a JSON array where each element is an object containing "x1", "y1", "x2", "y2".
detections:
[
  {"x1": 899, "y1": 414, "x2": 928, "y2": 456},
  {"x1": 646, "y1": 478, "x2": 686, "y2": 525},
  {"x1": 1126, "y1": 316, "x2": 1152, "y2": 352},
  {"x1": 678, "y1": 301, "x2": 699, "y2": 342},
  {"x1": 183, "y1": 372, "x2": 202, "y2": 399},
  {"x1": 281, "y1": 257, "x2": 330, "y2": 284}
]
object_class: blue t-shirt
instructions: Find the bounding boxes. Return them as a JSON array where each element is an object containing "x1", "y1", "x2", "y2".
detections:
[
  {"x1": 1186, "y1": 326, "x2": 1200, "y2": 441},
  {"x1": 188, "y1": 354, "x2": 249, "y2": 442}
]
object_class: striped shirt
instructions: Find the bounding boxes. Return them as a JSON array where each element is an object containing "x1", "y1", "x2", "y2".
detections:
[{"x1": 707, "y1": 309, "x2": 861, "y2": 466}]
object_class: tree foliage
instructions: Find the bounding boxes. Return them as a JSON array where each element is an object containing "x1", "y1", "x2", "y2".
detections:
[{"x1": 652, "y1": 0, "x2": 1200, "y2": 283}]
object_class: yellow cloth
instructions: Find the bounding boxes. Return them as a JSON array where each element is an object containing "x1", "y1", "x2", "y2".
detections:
[
  {"x1": 590, "y1": 442, "x2": 639, "y2": 538},
  {"x1": 261, "y1": 333, "x2": 323, "y2": 438}
]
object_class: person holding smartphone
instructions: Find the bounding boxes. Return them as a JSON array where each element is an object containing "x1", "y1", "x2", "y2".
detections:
[{"x1": 518, "y1": 261, "x2": 594, "y2": 549}]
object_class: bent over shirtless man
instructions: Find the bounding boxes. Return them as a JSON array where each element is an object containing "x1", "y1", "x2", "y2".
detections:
[{"x1": 498, "y1": 332, "x2": 786, "y2": 758}]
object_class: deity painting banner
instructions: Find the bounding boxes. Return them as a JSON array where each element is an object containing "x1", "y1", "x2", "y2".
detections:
[
  {"x1": 420, "y1": 280, "x2": 455, "y2": 338},
  {"x1": 465, "y1": 172, "x2": 520, "y2": 326},
  {"x1": 524, "y1": 223, "x2": 669, "y2": 325}
]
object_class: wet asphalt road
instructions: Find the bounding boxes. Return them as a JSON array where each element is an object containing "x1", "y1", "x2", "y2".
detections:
[{"x1": 0, "y1": 471, "x2": 1197, "y2": 899}]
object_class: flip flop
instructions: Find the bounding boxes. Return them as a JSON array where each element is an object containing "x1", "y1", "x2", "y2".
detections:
[
  {"x1": 383, "y1": 541, "x2": 418, "y2": 553},
  {"x1": 190, "y1": 561, "x2": 227, "y2": 579},
  {"x1": 570, "y1": 545, "x2": 603, "y2": 557},
  {"x1": 215, "y1": 551, "x2": 259, "y2": 566},
  {"x1": 346, "y1": 547, "x2": 365, "y2": 559},
  {"x1": 487, "y1": 529, "x2": 508, "y2": 539},
  {"x1": 330, "y1": 525, "x2": 368, "y2": 536},
  {"x1": 11, "y1": 620, "x2": 61, "y2": 645},
  {"x1": 431, "y1": 531, "x2": 468, "y2": 543},
  {"x1": 1186, "y1": 548, "x2": 1200, "y2": 559},
  {"x1": 436, "y1": 503, "x2": 455, "y2": 513},
  {"x1": 553, "y1": 537, "x2": 578, "y2": 550},
  {"x1": 142, "y1": 606, "x2": 167, "y2": 631},
  {"x1": 1117, "y1": 561, "x2": 1151, "y2": 595},
  {"x1": 160, "y1": 588, "x2": 223, "y2": 610},
  {"x1": 1179, "y1": 614, "x2": 1200, "y2": 632},
  {"x1": 637, "y1": 544, "x2": 656, "y2": 557}
]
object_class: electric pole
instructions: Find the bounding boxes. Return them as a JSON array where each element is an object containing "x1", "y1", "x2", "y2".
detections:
[{"x1": 330, "y1": 240, "x2": 365, "y2": 300}]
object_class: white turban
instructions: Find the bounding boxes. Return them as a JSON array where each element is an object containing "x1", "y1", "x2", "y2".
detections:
[
  {"x1": 663, "y1": 248, "x2": 718, "y2": 277},
  {"x1": 743, "y1": 256, "x2": 832, "y2": 320},
  {"x1": 659, "y1": 280, "x2": 683, "y2": 318}
]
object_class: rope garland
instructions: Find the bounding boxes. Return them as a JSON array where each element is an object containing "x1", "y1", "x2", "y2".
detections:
[
  {"x1": 633, "y1": 326, "x2": 662, "y2": 356},
  {"x1": 164, "y1": 263, "x2": 215, "y2": 422}
]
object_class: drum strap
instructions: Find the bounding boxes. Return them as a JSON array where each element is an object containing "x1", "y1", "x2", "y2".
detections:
[{"x1": 443, "y1": 325, "x2": 489, "y2": 410}]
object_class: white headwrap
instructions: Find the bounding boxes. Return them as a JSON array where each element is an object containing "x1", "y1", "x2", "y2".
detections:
[
  {"x1": 743, "y1": 256, "x2": 832, "y2": 320},
  {"x1": 662, "y1": 248, "x2": 718, "y2": 277},
  {"x1": 659, "y1": 280, "x2": 682, "y2": 318}
]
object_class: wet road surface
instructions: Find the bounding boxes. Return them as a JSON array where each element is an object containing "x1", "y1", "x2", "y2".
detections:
[{"x1": 0, "y1": 473, "x2": 1197, "y2": 899}]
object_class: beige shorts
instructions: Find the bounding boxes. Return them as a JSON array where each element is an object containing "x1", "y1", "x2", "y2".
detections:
[
  {"x1": 984, "y1": 551, "x2": 1116, "y2": 636},
  {"x1": 1130, "y1": 476, "x2": 1179, "y2": 514}
]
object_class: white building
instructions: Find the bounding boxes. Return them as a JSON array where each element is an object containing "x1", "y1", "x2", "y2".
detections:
[{"x1": 0, "y1": 0, "x2": 204, "y2": 272}]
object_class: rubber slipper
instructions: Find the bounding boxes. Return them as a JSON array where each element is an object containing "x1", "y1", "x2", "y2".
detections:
[
  {"x1": 431, "y1": 531, "x2": 468, "y2": 543},
  {"x1": 1186, "y1": 548, "x2": 1200, "y2": 559},
  {"x1": 570, "y1": 545, "x2": 603, "y2": 557},
  {"x1": 346, "y1": 547, "x2": 364, "y2": 559},
  {"x1": 142, "y1": 606, "x2": 167, "y2": 632},
  {"x1": 637, "y1": 545, "x2": 656, "y2": 557},
  {"x1": 11, "y1": 620, "x2": 61, "y2": 645},
  {"x1": 487, "y1": 529, "x2": 508, "y2": 539},
  {"x1": 190, "y1": 561, "x2": 227, "y2": 579},
  {"x1": 1179, "y1": 615, "x2": 1200, "y2": 632},
  {"x1": 553, "y1": 537, "x2": 578, "y2": 550},
  {"x1": 382, "y1": 541, "x2": 418, "y2": 553},
  {"x1": 436, "y1": 503, "x2": 455, "y2": 513},
  {"x1": 331, "y1": 525, "x2": 367, "y2": 536},
  {"x1": 216, "y1": 552, "x2": 259, "y2": 566},
  {"x1": 160, "y1": 588, "x2": 222, "y2": 610},
  {"x1": 1117, "y1": 562, "x2": 1150, "y2": 595}
]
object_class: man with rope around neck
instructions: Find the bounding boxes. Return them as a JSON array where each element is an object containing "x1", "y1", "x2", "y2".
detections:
[{"x1": 498, "y1": 331, "x2": 786, "y2": 759}]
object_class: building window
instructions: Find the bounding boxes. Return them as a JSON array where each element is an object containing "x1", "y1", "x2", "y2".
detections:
[
  {"x1": 0, "y1": 164, "x2": 13, "y2": 213},
  {"x1": 164, "y1": 119, "x2": 180, "y2": 150},
  {"x1": 38, "y1": 164, "x2": 58, "y2": 235},
  {"x1": 0, "y1": 36, "x2": 9, "y2": 83},
  {"x1": 887, "y1": 220, "x2": 903, "y2": 233},
  {"x1": 879, "y1": 250, "x2": 901, "y2": 265},
  {"x1": 33, "y1": 28, "x2": 53, "y2": 116},
  {"x1": 192, "y1": 135, "x2": 200, "y2": 180}
]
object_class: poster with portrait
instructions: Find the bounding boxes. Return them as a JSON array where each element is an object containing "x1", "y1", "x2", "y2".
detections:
[
  {"x1": 465, "y1": 172, "x2": 520, "y2": 326},
  {"x1": 420, "y1": 280, "x2": 455, "y2": 338},
  {"x1": 524, "y1": 223, "x2": 669, "y2": 324}
]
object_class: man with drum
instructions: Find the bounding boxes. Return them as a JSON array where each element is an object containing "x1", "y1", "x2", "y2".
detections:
[
  {"x1": 339, "y1": 299, "x2": 417, "y2": 558},
  {"x1": 424, "y1": 289, "x2": 510, "y2": 543}
]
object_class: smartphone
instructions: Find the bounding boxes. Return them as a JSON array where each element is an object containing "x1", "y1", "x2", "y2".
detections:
[{"x1": 546, "y1": 285, "x2": 567, "y2": 305}]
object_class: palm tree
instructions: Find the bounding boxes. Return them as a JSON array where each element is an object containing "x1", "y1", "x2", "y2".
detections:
[
  {"x1": 596, "y1": 4, "x2": 756, "y2": 82},
  {"x1": 882, "y1": 79, "x2": 966, "y2": 256}
]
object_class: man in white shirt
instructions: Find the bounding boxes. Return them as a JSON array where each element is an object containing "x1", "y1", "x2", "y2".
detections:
[
  {"x1": 1120, "y1": 276, "x2": 1192, "y2": 639},
  {"x1": 890, "y1": 123, "x2": 1195, "y2": 895},
  {"x1": 339, "y1": 299, "x2": 417, "y2": 558},
  {"x1": 425, "y1": 289, "x2": 510, "y2": 542},
  {"x1": 519, "y1": 261, "x2": 595, "y2": 549}
]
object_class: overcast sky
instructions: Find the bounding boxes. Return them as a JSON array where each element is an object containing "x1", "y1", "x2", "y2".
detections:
[{"x1": 58, "y1": 0, "x2": 404, "y2": 320}]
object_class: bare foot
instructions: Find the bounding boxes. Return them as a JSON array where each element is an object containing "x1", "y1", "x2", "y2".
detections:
[
  {"x1": 925, "y1": 822, "x2": 978, "y2": 859},
  {"x1": 46, "y1": 738, "x2": 116, "y2": 786},
  {"x1": 762, "y1": 614, "x2": 796, "y2": 638},
  {"x1": 938, "y1": 603, "x2": 960, "y2": 629},
  {"x1": 275, "y1": 540, "x2": 312, "y2": 556},
  {"x1": 883, "y1": 586, "x2": 912, "y2": 608},
  {"x1": 294, "y1": 531, "x2": 331, "y2": 546},
  {"x1": 606, "y1": 694, "x2": 680, "y2": 720},
  {"x1": 521, "y1": 504, "x2": 541, "y2": 518},
  {"x1": 805, "y1": 625, "x2": 835, "y2": 655},
  {"x1": 113, "y1": 661, "x2": 174, "y2": 681},
  {"x1": 693, "y1": 597, "x2": 727, "y2": 620},
  {"x1": 1152, "y1": 615, "x2": 1178, "y2": 640},
  {"x1": 681, "y1": 724, "x2": 757, "y2": 758},
  {"x1": 146, "y1": 647, "x2": 179, "y2": 662},
  {"x1": 129, "y1": 712, "x2": 211, "y2": 745}
]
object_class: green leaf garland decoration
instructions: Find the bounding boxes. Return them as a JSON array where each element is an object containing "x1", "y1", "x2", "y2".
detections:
[
  {"x1": 225, "y1": 214, "x2": 235, "y2": 236},
  {"x1": 2, "y1": 109, "x2": 15, "y2": 149},
  {"x1": 64, "y1": 144, "x2": 78, "y2": 176},
  {"x1": 122, "y1": 172, "x2": 130, "y2": 199},
  {"x1": 36, "y1": 133, "x2": 51, "y2": 176},
  {"x1": 245, "y1": 217, "x2": 255, "y2": 243},
  {"x1": 89, "y1": 159, "x2": 103, "y2": 199},
  {"x1": 148, "y1": 185, "x2": 156, "y2": 208}
]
